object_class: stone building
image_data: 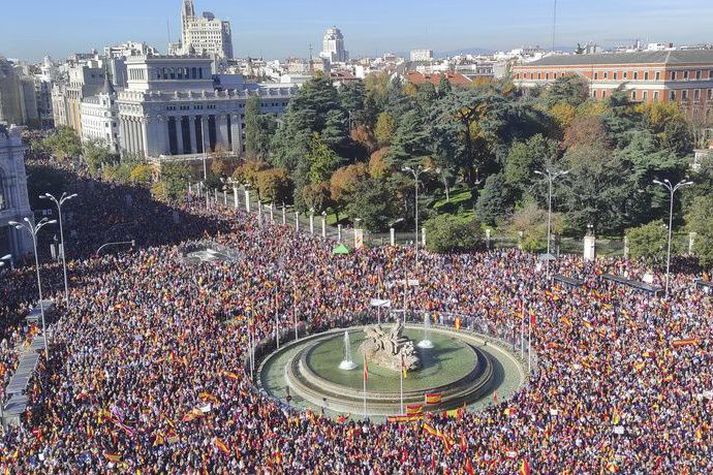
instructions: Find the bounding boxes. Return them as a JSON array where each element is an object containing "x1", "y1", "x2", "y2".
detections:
[
  {"x1": 116, "y1": 56, "x2": 294, "y2": 160},
  {"x1": 176, "y1": 0, "x2": 233, "y2": 59},
  {"x1": 80, "y1": 77, "x2": 120, "y2": 152},
  {"x1": 0, "y1": 125, "x2": 32, "y2": 261}
]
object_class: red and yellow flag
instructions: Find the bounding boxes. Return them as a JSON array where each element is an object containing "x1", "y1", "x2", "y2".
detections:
[
  {"x1": 519, "y1": 459, "x2": 531, "y2": 475},
  {"x1": 424, "y1": 393, "x2": 442, "y2": 404},
  {"x1": 214, "y1": 437, "x2": 230, "y2": 456}
]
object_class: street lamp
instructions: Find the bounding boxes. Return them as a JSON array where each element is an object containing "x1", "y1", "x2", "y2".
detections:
[
  {"x1": 402, "y1": 166, "x2": 431, "y2": 265},
  {"x1": 534, "y1": 168, "x2": 570, "y2": 275},
  {"x1": 9, "y1": 217, "x2": 56, "y2": 359},
  {"x1": 40, "y1": 192, "x2": 77, "y2": 304},
  {"x1": 653, "y1": 178, "x2": 693, "y2": 298}
]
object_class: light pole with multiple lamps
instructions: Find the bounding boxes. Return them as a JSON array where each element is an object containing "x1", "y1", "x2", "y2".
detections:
[
  {"x1": 402, "y1": 166, "x2": 431, "y2": 265},
  {"x1": 40, "y1": 192, "x2": 77, "y2": 304},
  {"x1": 9, "y1": 217, "x2": 56, "y2": 359},
  {"x1": 653, "y1": 178, "x2": 693, "y2": 298},
  {"x1": 534, "y1": 168, "x2": 570, "y2": 275},
  {"x1": 0, "y1": 254, "x2": 12, "y2": 270}
]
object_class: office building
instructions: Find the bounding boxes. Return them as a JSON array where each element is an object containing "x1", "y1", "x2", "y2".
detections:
[
  {"x1": 0, "y1": 125, "x2": 32, "y2": 260},
  {"x1": 320, "y1": 27, "x2": 348, "y2": 63}
]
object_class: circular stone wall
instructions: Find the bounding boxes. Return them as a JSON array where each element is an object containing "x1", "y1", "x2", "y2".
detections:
[{"x1": 258, "y1": 324, "x2": 527, "y2": 418}]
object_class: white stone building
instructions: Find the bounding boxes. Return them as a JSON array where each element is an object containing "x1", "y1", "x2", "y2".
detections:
[
  {"x1": 320, "y1": 27, "x2": 348, "y2": 63},
  {"x1": 177, "y1": 0, "x2": 233, "y2": 59},
  {"x1": 0, "y1": 125, "x2": 32, "y2": 261},
  {"x1": 80, "y1": 77, "x2": 120, "y2": 153},
  {"x1": 116, "y1": 56, "x2": 294, "y2": 159},
  {"x1": 410, "y1": 49, "x2": 434, "y2": 62}
]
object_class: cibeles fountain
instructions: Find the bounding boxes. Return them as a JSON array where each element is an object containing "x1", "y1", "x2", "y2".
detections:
[{"x1": 257, "y1": 318, "x2": 527, "y2": 418}]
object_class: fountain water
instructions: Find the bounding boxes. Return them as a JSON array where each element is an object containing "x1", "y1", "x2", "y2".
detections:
[
  {"x1": 338, "y1": 331, "x2": 358, "y2": 370},
  {"x1": 417, "y1": 313, "x2": 434, "y2": 349}
]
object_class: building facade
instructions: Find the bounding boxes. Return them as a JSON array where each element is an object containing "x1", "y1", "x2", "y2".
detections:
[
  {"x1": 80, "y1": 77, "x2": 120, "y2": 152},
  {"x1": 116, "y1": 56, "x2": 294, "y2": 159},
  {"x1": 178, "y1": 0, "x2": 233, "y2": 59},
  {"x1": 0, "y1": 125, "x2": 32, "y2": 261},
  {"x1": 410, "y1": 49, "x2": 434, "y2": 62},
  {"x1": 320, "y1": 27, "x2": 348, "y2": 63},
  {"x1": 512, "y1": 50, "x2": 713, "y2": 118},
  {"x1": 51, "y1": 61, "x2": 106, "y2": 133}
]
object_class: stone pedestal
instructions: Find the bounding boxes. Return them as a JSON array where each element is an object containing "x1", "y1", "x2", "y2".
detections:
[{"x1": 584, "y1": 235, "x2": 596, "y2": 262}]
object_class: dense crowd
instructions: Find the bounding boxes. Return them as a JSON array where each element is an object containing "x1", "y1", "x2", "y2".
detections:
[{"x1": 0, "y1": 159, "x2": 711, "y2": 473}]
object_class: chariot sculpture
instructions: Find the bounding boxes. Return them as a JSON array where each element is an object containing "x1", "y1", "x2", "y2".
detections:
[{"x1": 359, "y1": 321, "x2": 421, "y2": 372}]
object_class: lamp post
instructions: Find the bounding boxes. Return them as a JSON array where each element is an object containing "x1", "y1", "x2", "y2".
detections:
[
  {"x1": 40, "y1": 192, "x2": 77, "y2": 304},
  {"x1": 402, "y1": 166, "x2": 431, "y2": 266},
  {"x1": 534, "y1": 168, "x2": 570, "y2": 275},
  {"x1": 321, "y1": 211, "x2": 327, "y2": 238},
  {"x1": 9, "y1": 217, "x2": 56, "y2": 359},
  {"x1": 653, "y1": 178, "x2": 693, "y2": 298},
  {"x1": 309, "y1": 208, "x2": 315, "y2": 235}
]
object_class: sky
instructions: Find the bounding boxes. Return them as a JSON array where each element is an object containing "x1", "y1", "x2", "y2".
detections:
[{"x1": 2, "y1": 0, "x2": 713, "y2": 61}]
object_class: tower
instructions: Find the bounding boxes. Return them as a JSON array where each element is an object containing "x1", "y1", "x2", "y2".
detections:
[{"x1": 181, "y1": 0, "x2": 195, "y2": 46}]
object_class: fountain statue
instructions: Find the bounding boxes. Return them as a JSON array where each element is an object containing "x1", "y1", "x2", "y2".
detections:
[
  {"x1": 417, "y1": 313, "x2": 434, "y2": 349},
  {"x1": 338, "y1": 331, "x2": 358, "y2": 370},
  {"x1": 359, "y1": 321, "x2": 420, "y2": 372}
]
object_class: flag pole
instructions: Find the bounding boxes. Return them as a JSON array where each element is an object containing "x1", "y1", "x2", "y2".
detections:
[
  {"x1": 528, "y1": 309, "x2": 532, "y2": 374},
  {"x1": 400, "y1": 355, "x2": 404, "y2": 415},
  {"x1": 363, "y1": 355, "x2": 368, "y2": 418},
  {"x1": 520, "y1": 300, "x2": 525, "y2": 358}
]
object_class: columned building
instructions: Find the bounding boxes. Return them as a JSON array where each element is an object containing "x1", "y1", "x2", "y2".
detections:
[
  {"x1": 117, "y1": 56, "x2": 295, "y2": 160},
  {"x1": 0, "y1": 125, "x2": 32, "y2": 261}
]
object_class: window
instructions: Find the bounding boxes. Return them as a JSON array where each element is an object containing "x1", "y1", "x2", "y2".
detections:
[
  {"x1": 655, "y1": 71, "x2": 660, "y2": 81},
  {"x1": 696, "y1": 70, "x2": 702, "y2": 80},
  {"x1": 592, "y1": 90, "x2": 597, "y2": 98},
  {"x1": 633, "y1": 72, "x2": 638, "y2": 80},
  {"x1": 623, "y1": 72, "x2": 628, "y2": 79},
  {"x1": 683, "y1": 71, "x2": 689, "y2": 80},
  {"x1": 682, "y1": 90, "x2": 688, "y2": 100},
  {"x1": 671, "y1": 71, "x2": 677, "y2": 80},
  {"x1": 709, "y1": 89, "x2": 713, "y2": 100},
  {"x1": 604, "y1": 72, "x2": 608, "y2": 79},
  {"x1": 642, "y1": 91, "x2": 648, "y2": 101},
  {"x1": 601, "y1": 91, "x2": 607, "y2": 98},
  {"x1": 694, "y1": 89, "x2": 700, "y2": 101},
  {"x1": 545, "y1": 73, "x2": 549, "y2": 80},
  {"x1": 631, "y1": 90, "x2": 636, "y2": 100},
  {"x1": 537, "y1": 73, "x2": 541, "y2": 80},
  {"x1": 644, "y1": 72, "x2": 649, "y2": 80},
  {"x1": 613, "y1": 72, "x2": 618, "y2": 80},
  {"x1": 669, "y1": 90, "x2": 676, "y2": 101},
  {"x1": 593, "y1": 72, "x2": 598, "y2": 80}
]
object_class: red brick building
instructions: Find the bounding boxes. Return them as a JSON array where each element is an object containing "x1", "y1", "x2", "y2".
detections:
[{"x1": 512, "y1": 50, "x2": 713, "y2": 117}]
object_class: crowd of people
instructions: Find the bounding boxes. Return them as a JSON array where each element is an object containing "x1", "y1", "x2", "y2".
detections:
[{"x1": 0, "y1": 156, "x2": 711, "y2": 473}]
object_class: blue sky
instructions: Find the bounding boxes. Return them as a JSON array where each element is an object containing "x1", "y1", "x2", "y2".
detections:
[{"x1": 2, "y1": 0, "x2": 713, "y2": 61}]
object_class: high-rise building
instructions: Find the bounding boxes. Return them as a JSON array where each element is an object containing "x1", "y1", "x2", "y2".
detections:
[
  {"x1": 51, "y1": 60, "x2": 106, "y2": 134},
  {"x1": 320, "y1": 27, "x2": 348, "y2": 63},
  {"x1": 177, "y1": 0, "x2": 234, "y2": 59},
  {"x1": 0, "y1": 125, "x2": 33, "y2": 261}
]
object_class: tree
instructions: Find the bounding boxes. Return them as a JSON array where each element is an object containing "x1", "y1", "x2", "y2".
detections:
[
  {"x1": 389, "y1": 110, "x2": 430, "y2": 168},
  {"x1": 507, "y1": 198, "x2": 564, "y2": 252},
  {"x1": 686, "y1": 195, "x2": 713, "y2": 270},
  {"x1": 350, "y1": 125, "x2": 377, "y2": 154},
  {"x1": 301, "y1": 181, "x2": 332, "y2": 214},
  {"x1": 307, "y1": 134, "x2": 343, "y2": 184},
  {"x1": 330, "y1": 163, "x2": 369, "y2": 212},
  {"x1": 244, "y1": 95, "x2": 262, "y2": 158},
  {"x1": 210, "y1": 146, "x2": 235, "y2": 177},
  {"x1": 322, "y1": 109, "x2": 349, "y2": 149},
  {"x1": 344, "y1": 178, "x2": 397, "y2": 231},
  {"x1": 475, "y1": 173, "x2": 513, "y2": 226},
  {"x1": 234, "y1": 160, "x2": 269, "y2": 190},
  {"x1": 503, "y1": 134, "x2": 559, "y2": 198},
  {"x1": 563, "y1": 115, "x2": 610, "y2": 150},
  {"x1": 374, "y1": 112, "x2": 396, "y2": 147},
  {"x1": 437, "y1": 74, "x2": 452, "y2": 97},
  {"x1": 257, "y1": 168, "x2": 292, "y2": 203},
  {"x1": 424, "y1": 214, "x2": 482, "y2": 253},
  {"x1": 82, "y1": 139, "x2": 117, "y2": 176},
  {"x1": 543, "y1": 76, "x2": 589, "y2": 109},
  {"x1": 159, "y1": 163, "x2": 192, "y2": 202},
  {"x1": 129, "y1": 163, "x2": 153, "y2": 186},
  {"x1": 549, "y1": 102, "x2": 577, "y2": 131},
  {"x1": 626, "y1": 220, "x2": 669, "y2": 264},
  {"x1": 368, "y1": 147, "x2": 391, "y2": 179},
  {"x1": 43, "y1": 127, "x2": 82, "y2": 160}
]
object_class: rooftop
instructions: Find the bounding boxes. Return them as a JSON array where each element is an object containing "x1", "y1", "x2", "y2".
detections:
[{"x1": 521, "y1": 49, "x2": 713, "y2": 67}]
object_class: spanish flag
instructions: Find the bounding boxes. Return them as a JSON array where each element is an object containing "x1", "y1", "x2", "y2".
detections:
[
  {"x1": 425, "y1": 393, "x2": 442, "y2": 404},
  {"x1": 455, "y1": 317, "x2": 461, "y2": 331},
  {"x1": 214, "y1": 437, "x2": 230, "y2": 456},
  {"x1": 104, "y1": 452, "x2": 122, "y2": 463},
  {"x1": 465, "y1": 458, "x2": 475, "y2": 475},
  {"x1": 423, "y1": 423, "x2": 439, "y2": 437},
  {"x1": 222, "y1": 370, "x2": 240, "y2": 381},
  {"x1": 519, "y1": 459, "x2": 531, "y2": 475},
  {"x1": 671, "y1": 338, "x2": 700, "y2": 348},
  {"x1": 406, "y1": 404, "x2": 423, "y2": 415}
]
